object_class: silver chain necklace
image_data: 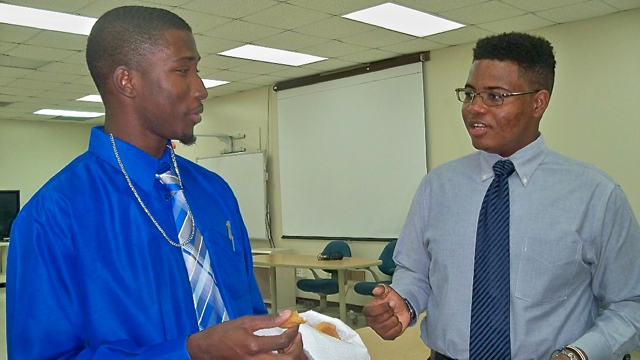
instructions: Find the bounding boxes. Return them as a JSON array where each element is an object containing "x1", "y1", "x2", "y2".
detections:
[{"x1": 109, "y1": 133, "x2": 195, "y2": 247}]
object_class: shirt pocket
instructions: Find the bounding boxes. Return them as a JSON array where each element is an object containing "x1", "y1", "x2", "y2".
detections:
[{"x1": 514, "y1": 236, "x2": 581, "y2": 303}]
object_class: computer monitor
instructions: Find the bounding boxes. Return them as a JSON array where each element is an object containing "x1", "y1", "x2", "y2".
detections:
[{"x1": 0, "y1": 190, "x2": 20, "y2": 239}]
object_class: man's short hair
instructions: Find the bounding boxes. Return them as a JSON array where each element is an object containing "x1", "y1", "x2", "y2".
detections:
[
  {"x1": 473, "y1": 32, "x2": 556, "y2": 94},
  {"x1": 86, "y1": 6, "x2": 192, "y2": 98}
]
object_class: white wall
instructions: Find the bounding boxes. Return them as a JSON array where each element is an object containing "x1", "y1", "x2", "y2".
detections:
[{"x1": 0, "y1": 119, "x2": 93, "y2": 203}]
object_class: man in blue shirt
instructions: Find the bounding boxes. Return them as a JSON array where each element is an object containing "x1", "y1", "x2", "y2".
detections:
[
  {"x1": 363, "y1": 33, "x2": 640, "y2": 360},
  {"x1": 7, "y1": 6, "x2": 306, "y2": 359}
]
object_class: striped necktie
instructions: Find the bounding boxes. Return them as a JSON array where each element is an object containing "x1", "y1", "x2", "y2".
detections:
[
  {"x1": 156, "y1": 166, "x2": 228, "y2": 329},
  {"x1": 469, "y1": 159, "x2": 515, "y2": 360}
]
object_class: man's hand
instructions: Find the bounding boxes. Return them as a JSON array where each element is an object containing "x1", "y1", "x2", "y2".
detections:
[
  {"x1": 362, "y1": 284, "x2": 411, "y2": 340},
  {"x1": 187, "y1": 310, "x2": 308, "y2": 359}
]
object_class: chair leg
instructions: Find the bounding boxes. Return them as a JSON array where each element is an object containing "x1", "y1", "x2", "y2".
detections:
[{"x1": 318, "y1": 295, "x2": 327, "y2": 312}]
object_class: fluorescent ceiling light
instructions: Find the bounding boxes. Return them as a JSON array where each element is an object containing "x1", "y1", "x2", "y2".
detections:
[
  {"x1": 34, "y1": 109, "x2": 104, "y2": 118},
  {"x1": 219, "y1": 45, "x2": 326, "y2": 66},
  {"x1": 77, "y1": 95, "x2": 103, "y2": 103},
  {"x1": 343, "y1": 3, "x2": 464, "y2": 37},
  {"x1": 202, "y1": 79, "x2": 229, "y2": 88},
  {"x1": 0, "y1": 3, "x2": 97, "y2": 35}
]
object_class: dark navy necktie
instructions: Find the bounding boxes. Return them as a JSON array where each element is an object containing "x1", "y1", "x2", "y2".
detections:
[{"x1": 470, "y1": 159, "x2": 515, "y2": 360}]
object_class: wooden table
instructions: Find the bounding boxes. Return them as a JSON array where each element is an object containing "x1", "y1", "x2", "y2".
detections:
[{"x1": 252, "y1": 253, "x2": 381, "y2": 322}]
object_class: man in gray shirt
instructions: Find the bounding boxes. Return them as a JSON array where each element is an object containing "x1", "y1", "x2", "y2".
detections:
[{"x1": 363, "y1": 32, "x2": 640, "y2": 360}]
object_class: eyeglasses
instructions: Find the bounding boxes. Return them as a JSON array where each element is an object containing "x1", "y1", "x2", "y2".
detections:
[{"x1": 455, "y1": 88, "x2": 539, "y2": 107}]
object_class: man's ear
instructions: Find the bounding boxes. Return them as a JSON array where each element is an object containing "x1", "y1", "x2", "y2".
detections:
[
  {"x1": 532, "y1": 90, "x2": 550, "y2": 118},
  {"x1": 113, "y1": 66, "x2": 136, "y2": 98}
]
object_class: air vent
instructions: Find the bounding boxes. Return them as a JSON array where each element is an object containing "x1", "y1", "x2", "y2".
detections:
[
  {"x1": 51, "y1": 116, "x2": 93, "y2": 121},
  {"x1": 0, "y1": 102, "x2": 13, "y2": 107}
]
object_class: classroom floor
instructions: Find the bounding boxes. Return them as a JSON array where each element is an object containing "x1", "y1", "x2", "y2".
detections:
[{"x1": 0, "y1": 289, "x2": 637, "y2": 360}]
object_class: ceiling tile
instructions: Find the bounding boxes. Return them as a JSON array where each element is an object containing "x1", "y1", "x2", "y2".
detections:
[
  {"x1": 253, "y1": 31, "x2": 330, "y2": 51},
  {"x1": 477, "y1": 13, "x2": 557, "y2": 33},
  {"x1": 270, "y1": 66, "x2": 319, "y2": 79},
  {"x1": 200, "y1": 69, "x2": 260, "y2": 82},
  {"x1": 4, "y1": 78, "x2": 63, "y2": 91},
  {"x1": 23, "y1": 70, "x2": 82, "y2": 83},
  {"x1": 75, "y1": 0, "x2": 169, "y2": 17},
  {"x1": 143, "y1": 0, "x2": 192, "y2": 6},
  {"x1": 4, "y1": 0, "x2": 88, "y2": 13},
  {"x1": 439, "y1": 1, "x2": 527, "y2": 24},
  {"x1": 39, "y1": 62, "x2": 89, "y2": 76},
  {"x1": 193, "y1": 35, "x2": 244, "y2": 55},
  {"x1": 285, "y1": 0, "x2": 387, "y2": 15},
  {"x1": 500, "y1": 0, "x2": 588, "y2": 12},
  {"x1": 299, "y1": 58, "x2": 359, "y2": 72},
  {"x1": 241, "y1": 3, "x2": 333, "y2": 30},
  {"x1": 299, "y1": 40, "x2": 369, "y2": 58},
  {"x1": 536, "y1": 0, "x2": 618, "y2": 22},
  {"x1": 171, "y1": 8, "x2": 234, "y2": 34},
  {"x1": 337, "y1": 48, "x2": 400, "y2": 63},
  {"x1": 37, "y1": 89, "x2": 86, "y2": 100},
  {"x1": 201, "y1": 20, "x2": 284, "y2": 43},
  {"x1": 55, "y1": 83, "x2": 98, "y2": 94},
  {"x1": 426, "y1": 25, "x2": 494, "y2": 45},
  {"x1": 24, "y1": 32, "x2": 87, "y2": 51},
  {"x1": 602, "y1": 0, "x2": 640, "y2": 10},
  {"x1": 5, "y1": 44, "x2": 78, "y2": 62},
  {"x1": 241, "y1": 74, "x2": 289, "y2": 86},
  {"x1": 396, "y1": 0, "x2": 489, "y2": 13},
  {"x1": 69, "y1": 76, "x2": 97, "y2": 87},
  {"x1": 0, "y1": 24, "x2": 41, "y2": 43},
  {"x1": 341, "y1": 28, "x2": 417, "y2": 48},
  {"x1": 180, "y1": 0, "x2": 280, "y2": 18},
  {"x1": 227, "y1": 61, "x2": 292, "y2": 75},
  {"x1": 0, "y1": 66, "x2": 34, "y2": 78},
  {"x1": 0, "y1": 42, "x2": 18, "y2": 54},
  {"x1": 61, "y1": 52, "x2": 89, "y2": 65},
  {"x1": 380, "y1": 38, "x2": 448, "y2": 53},
  {"x1": 0, "y1": 86, "x2": 40, "y2": 97},
  {"x1": 294, "y1": 16, "x2": 377, "y2": 40},
  {"x1": 199, "y1": 54, "x2": 252, "y2": 70},
  {"x1": 0, "y1": 76, "x2": 14, "y2": 86}
]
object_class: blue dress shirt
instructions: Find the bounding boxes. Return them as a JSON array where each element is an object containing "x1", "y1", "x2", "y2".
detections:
[
  {"x1": 392, "y1": 136, "x2": 640, "y2": 360},
  {"x1": 7, "y1": 126, "x2": 267, "y2": 359}
]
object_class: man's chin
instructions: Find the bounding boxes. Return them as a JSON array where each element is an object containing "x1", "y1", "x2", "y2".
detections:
[{"x1": 178, "y1": 135, "x2": 197, "y2": 146}]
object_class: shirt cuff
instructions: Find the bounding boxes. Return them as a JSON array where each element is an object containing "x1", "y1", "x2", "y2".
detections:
[{"x1": 572, "y1": 332, "x2": 611, "y2": 360}]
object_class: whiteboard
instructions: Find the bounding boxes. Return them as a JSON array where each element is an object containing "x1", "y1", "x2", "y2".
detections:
[
  {"x1": 197, "y1": 151, "x2": 268, "y2": 240},
  {"x1": 277, "y1": 63, "x2": 427, "y2": 239}
]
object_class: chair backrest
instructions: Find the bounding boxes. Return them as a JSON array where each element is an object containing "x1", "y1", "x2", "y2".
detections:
[
  {"x1": 322, "y1": 240, "x2": 351, "y2": 275},
  {"x1": 378, "y1": 240, "x2": 397, "y2": 276}
]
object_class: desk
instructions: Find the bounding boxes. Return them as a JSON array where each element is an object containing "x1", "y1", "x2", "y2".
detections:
[
  {"x1": 252, "y1": 254, "x2": 381, "y2": 322},
  {"x1": 0, "y1": 241, "x2": 9, "y2": 286},
  {"x1": 356, "y1": 315, "x2": 430, "y2": 360}
]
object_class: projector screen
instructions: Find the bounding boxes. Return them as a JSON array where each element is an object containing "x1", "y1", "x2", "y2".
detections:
[{"x1": 277, "y1": 63, "x2": 427, "y2": 239}]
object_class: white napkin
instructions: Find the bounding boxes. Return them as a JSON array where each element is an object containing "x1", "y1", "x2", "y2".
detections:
[{"x1": 254, "y1": 310, "x2": 370, "y2": 360}]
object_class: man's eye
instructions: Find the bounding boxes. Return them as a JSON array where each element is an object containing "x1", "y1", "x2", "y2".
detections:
[
  {"x1": 464, "y1": 91, "x2": 474, "y2": 100},
  {"x1": 487, "y1": 92, "x2": 502, "y2": 101}
]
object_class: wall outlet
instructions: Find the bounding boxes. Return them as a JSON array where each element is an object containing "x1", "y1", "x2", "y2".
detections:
[{"x1": 296, "y1": 269, "x2": 304, "y2": 277}]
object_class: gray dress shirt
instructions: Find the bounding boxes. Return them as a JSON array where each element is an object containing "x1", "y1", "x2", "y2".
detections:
[{"x1": 391, "y1": 135, "x2": 640, "y2": 360}]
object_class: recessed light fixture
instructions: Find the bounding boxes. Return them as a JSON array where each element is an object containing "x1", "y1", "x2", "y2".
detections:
[
  {"x1": 0, "y1": 3, "x2": 97, "y2": 36},
  {"x1": 34, "y1": 109, "x2": 104, "y2": 118},
  {"x1": 343, "y1": 2, "x2": 464, "y2": 37},
  {"x1": 219, "y1": 45, "x2": 326, "y2": 66},
  {"x1": 77, "y1": 95, "x2": 103, "y2": 103},
  {"x1": 201, "y1": 79, "x2": 229, "y2": 88}
]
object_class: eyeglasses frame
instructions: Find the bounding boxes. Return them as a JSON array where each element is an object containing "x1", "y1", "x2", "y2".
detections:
[{"x1": 455, "y1": 88, "x2": 540, "y2": 107}]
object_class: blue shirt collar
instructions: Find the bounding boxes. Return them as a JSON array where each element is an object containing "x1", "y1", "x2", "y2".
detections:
[
  {"x1": 88, "y1": 126, "x2": 173, "y2": 193},
  {"x1": 479, "y1": 134, "x2": 547, "y2": 187}
]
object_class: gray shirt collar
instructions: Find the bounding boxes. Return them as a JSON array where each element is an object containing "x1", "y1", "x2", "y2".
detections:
[{"x1": 479, "y1": 134, "x2": 547, "y2": 187}]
